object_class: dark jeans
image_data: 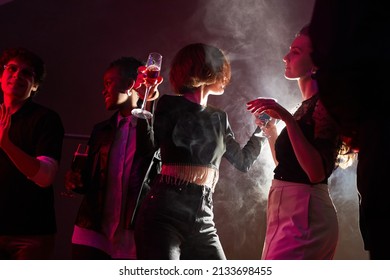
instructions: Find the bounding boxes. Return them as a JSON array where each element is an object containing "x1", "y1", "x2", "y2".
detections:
[
  {"x1": 0, "y1": 234, "x2": 55, "y2": 260},
  {"x1": 134, "y1": 175, "x2": 226, "y2": 260}
]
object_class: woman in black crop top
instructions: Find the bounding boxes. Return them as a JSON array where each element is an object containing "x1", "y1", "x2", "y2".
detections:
[
  {"x1": 247, "y1": 25, "x2": 342, "y2": 259},
  {"x1": 134, "y1": 43, "x2": 266, "y2": 260}
]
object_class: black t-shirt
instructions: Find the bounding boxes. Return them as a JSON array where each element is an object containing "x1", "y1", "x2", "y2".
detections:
[{"x1": 0, "y1": 99, "x2": 64, "y2": 235}]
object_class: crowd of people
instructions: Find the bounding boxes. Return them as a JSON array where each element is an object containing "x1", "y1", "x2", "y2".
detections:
[{"x1": 0, "y1": 1, "x2": 385, "y2": 260}]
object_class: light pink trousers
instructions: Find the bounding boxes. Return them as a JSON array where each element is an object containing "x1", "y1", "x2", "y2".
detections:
[{"x1": 261, "y1": 179, "x2": 338, "y2": 260}]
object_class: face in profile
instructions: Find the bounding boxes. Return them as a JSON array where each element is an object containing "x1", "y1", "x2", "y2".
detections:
[
  {"x1": 102, "y1": 67, "x2": 132, "y2": 111},
  {"x1": 283, "y1": 34, "x2": 314, "y2": 80}
]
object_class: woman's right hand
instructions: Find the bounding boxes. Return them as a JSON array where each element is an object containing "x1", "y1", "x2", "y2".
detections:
[
  {"x1": 254, "y1": 112, "x2": 278, "y2": 139},
  {"x1": 247, "y1": 97, "x2": 292, "y2": 123}
]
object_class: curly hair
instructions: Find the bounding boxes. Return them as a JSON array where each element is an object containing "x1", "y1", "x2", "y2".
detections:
[{"x1": 0, "y1": 47, "x2": 46, "y2": 86}]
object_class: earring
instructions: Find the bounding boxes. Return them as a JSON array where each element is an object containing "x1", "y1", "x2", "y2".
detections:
[{"x1": 310, "y1": 69, "x2": 317, "y2": 80}]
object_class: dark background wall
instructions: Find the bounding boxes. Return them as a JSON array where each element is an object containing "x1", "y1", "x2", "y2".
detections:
[{"x1": 0, "y1": 0, "x2": 368, "y2": 259}]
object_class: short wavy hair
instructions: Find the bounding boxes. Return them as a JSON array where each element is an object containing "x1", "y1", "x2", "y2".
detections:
[{"x1": 169, "y1": 43, "x2": 231, "y2": 94}]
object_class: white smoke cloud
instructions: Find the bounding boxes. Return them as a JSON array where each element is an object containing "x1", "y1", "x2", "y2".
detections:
[{"x1": 181, "y1": 0, "x2": 368, "y2": 259}]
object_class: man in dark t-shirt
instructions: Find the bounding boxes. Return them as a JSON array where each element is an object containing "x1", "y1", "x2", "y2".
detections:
[{"x1": 0, "y1": 47, "x2": 64, "y2": 259}]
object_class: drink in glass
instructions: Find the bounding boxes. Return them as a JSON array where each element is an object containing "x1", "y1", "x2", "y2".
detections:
[{"x1": 132, "y1": 52, "x2": 162, "y2": 119}]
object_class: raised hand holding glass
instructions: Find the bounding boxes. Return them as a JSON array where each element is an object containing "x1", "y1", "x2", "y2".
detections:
[{"x1": 131, "y1": 52, "x2": 162, "y2": 119}]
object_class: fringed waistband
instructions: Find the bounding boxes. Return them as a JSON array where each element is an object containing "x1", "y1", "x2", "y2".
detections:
[{"x1": 160, "y1": 164, "x2": 219, "y2": 192}]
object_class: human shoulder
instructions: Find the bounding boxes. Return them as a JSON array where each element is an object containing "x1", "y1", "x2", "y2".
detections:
[
  {"x1": 27, "y1": 100, "x2": 59, "y2": 114},
  {"x1": 206, "y1": 103, "x2": 225, "y2": 115},
  {"x1": 314, "y1": 96, "x2": 335, "y2": 121},
  {"x1": 155, "y1": 94, "x2": 190, "y2": 113},
  {"x1": 25, "y1": 100, "x2": 63, "y2": 126},
  {"x1": 157, "y1": 93, "x2": 182, "y2": 104},
  {"x1": 92, "y1": 112, "x2": 117, "y2": 131}
]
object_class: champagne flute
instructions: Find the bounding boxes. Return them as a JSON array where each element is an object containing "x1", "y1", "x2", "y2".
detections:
[
  {"x1": 131, "y1": 52, "x2": 162, "y2": 119},
  {"x1": 61, "y1": 143, "x2": 89, "y2": 198},
  {"x1": 71, "y1": 143, "x2": 89, "y2": 172}
]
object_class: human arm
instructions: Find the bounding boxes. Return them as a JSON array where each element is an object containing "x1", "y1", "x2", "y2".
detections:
[
  {"x1": 134, "y1": 65, "x2": 163, "y2": 102},
  {"x1": 223, "y1": 112, "x2": 266, "y2": 172},
  {"x1": 247, "y1": 97, "x2": 328, "y2": 183},
  {"x1": 0, "y1": 138, "x2": 56, "y2": 187},
  {"x1": 0, "y1": 104, "x2": 63, "y2": 187}
]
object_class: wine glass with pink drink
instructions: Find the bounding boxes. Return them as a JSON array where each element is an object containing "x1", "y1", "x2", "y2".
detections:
[{"x1": 131, "y1": 52, "x2": 162, "y2": 119}]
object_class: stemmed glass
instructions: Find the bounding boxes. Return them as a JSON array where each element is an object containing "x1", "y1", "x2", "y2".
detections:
[
  {"x1": 60, "y1": 143, "x2": 89, "y2": 198},
  {"x1": 71, "y1": 143, "x2": 89, "y2": 171},
  {"x1": 254, "y1": 97, "x2": 278, "y2": 138},
  {"x1": 131, "y1": 52, "x2": 162, "y2": 119},
  {"x1": 258, "y1": 112, "x2": 272, "y2": 127}
]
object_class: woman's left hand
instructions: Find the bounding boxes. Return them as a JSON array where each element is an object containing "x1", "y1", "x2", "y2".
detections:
[{"x1": 254, "y1": 112, "x2": 278, "y2": 139}]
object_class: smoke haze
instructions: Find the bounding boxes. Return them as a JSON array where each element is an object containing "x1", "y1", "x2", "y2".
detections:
[{"x1": 0, "y1": 0, "x2": 367, "y2": 259}]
